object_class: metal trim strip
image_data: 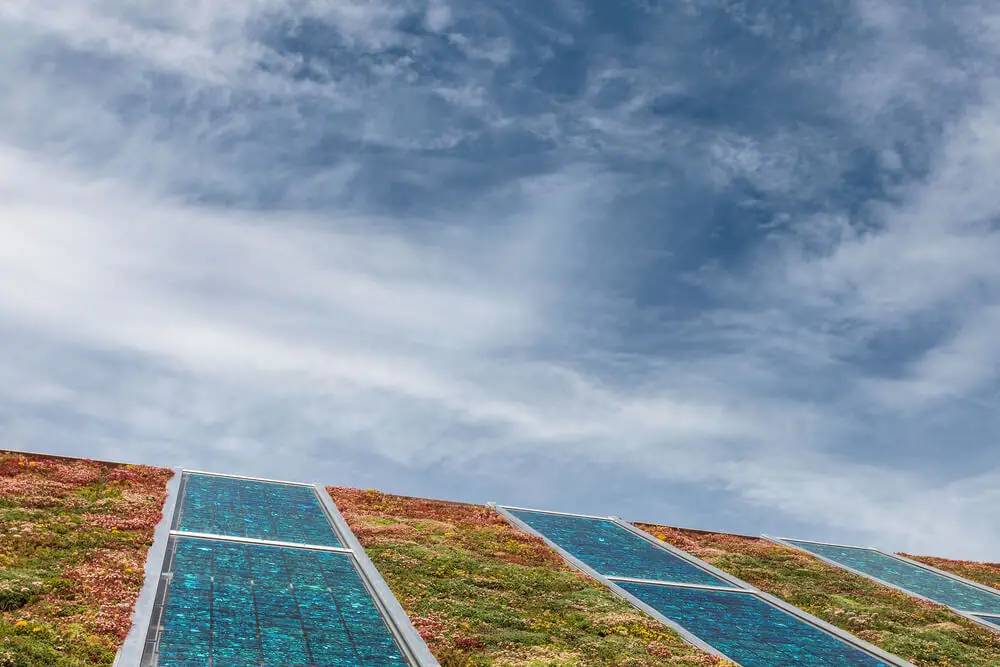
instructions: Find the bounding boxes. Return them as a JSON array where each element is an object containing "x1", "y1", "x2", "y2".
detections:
[
  {"x1": 181, "y1": 468, "x2": 316, "y2": 487},
  {"x1": 605, "y1": 576, "x2": 754, "y2": 593},
  {"x1": 962, "y1": 611, "x2": 1000, "y2": 632},
  {"x1": 313, "y1": 485, "x2": 441, "y2": 667},
  {"x1": 609, "y1": 517, "x2": 747, "y2": 589},
  {"x1": 169, "y1": 530, "x2": 354, "y2": 553},
  {"x1": 114, "y1": 466, "x2": 183, "y2": 667},
  {"x1": 496, "y1": 504, "x2": 615, "y2": 521}
]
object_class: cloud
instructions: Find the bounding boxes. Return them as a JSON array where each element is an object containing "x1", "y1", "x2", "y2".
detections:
[{"x1": 1, "y1": 0, "x2": 1000, "y2": 560}]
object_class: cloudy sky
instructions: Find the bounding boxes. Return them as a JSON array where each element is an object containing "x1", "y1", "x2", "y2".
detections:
[{"x1": 2, "y1": 0, "x2": 999, "y2": 559}]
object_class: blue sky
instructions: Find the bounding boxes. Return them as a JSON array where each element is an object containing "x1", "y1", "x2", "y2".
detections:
[{"x1": 1, "y1": 0, "x2": 999, "y2": 558}]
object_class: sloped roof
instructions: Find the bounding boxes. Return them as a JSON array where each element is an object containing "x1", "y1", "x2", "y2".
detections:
[{"x1": 3, "y1": 451, "x2": 999, "y2": 667}]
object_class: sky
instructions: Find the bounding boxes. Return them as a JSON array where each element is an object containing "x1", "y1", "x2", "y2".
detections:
[{"x1": 1, "y1": 0, "x2": 999, "y2": 559}]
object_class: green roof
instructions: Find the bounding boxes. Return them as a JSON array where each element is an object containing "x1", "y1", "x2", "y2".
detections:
[{"x1": 2, "y1": 450, "x2": 998, "y2": 667}]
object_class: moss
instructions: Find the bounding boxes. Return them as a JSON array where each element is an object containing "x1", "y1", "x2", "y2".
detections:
[
  {"x1": 328, "y1": 487, "x2": 728, "y2": 666},
  {"x1": 634, "y1": 523, "x2": 1000, "y2": 667}
]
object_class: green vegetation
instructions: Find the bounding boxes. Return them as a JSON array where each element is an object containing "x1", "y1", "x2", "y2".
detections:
[
  {"x1": 633, "y1": 524, "x2": 1000, "y2": 667},
  {"x1": 0, "y1": 451, "x2": 172, "y2": 665},
  {"x1": 327, "y1": 487, "x2": 729, "y2": 666}
]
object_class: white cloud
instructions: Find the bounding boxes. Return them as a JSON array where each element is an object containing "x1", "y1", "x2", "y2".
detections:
[{"x1": 2, "y1": 0, "x2": 1000, "y2": 560}]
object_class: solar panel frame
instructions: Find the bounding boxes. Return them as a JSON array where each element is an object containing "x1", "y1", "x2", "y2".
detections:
[
  {"x1": 494, "y1": 504, "x2": 917, "y2": 667},
  {"x1": 141, "y1": 534, "x2": 411, "y2": 667},
  {"x1": 609, "y1": 516, "x2": 751, "y2": 589},
  {"x1": 115, "y1": 467, "x2": 184, "y2": 667},
  {"x1": 766, "y1": 535, "x2": 1000, "y2": 636},
  {"x1": 312, "y1": 483, "x2": 442, "y2": 667},
  {"x1": 121, "y1": 469, "x2": 440, "y2": 667},
  {"x1": 172, "y1": 472, "x2": 344, "y2": 547},
  {"x1": 974, "y1": 613, "x2": 1000, "y2": 628}
]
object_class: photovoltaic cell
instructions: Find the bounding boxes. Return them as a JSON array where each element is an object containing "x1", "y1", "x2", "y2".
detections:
[
  {"x1": 506, "y1": 509, "x2": 731, "y2": 586},
  {"x1": 155, "y1": 537, "x2": 407, "y2": 667},
  {"x1": 785, "y1": 540, "x2": 1000, "y2": 615},
  {"x1": 617, "y1": 581, "x2": 890, "y2": 667},
  {"x1": 177, "y1": 474, "x2": 341, "y2": 547}
]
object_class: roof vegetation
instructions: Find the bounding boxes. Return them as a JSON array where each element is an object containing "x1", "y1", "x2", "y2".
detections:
[
  {"x1": 326, "y1": 487, "x2": 729, "y2": 666},
  {"x1": 5, "y1": 450, "x2": 998, "y2": 667},
  {"x1": 632, "y1": 523, "x2": 1000, "y2": 667},
  {"x1": 0, "y1": 451, "x2": 172, "y2": 667}
]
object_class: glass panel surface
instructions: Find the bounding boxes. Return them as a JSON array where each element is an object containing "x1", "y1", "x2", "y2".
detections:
[
  {"x1": 617, "y1": 581, "x2": 890, "y2": 667},
  {"x1": 507, "y1": 509, "x2": 731, "y2": 586},
  {"x1": 786, "y1": 540, "x2": 1000, "y2": 615},
  {"x1": 177, "y1": 473, "x2": 341, "y2": 547},
  {"x1": 156, "y1": 537, "x2": 407, "y2": 667}
]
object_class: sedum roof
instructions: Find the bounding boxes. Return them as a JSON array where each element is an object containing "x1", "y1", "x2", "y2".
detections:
[
  {"x1": 0, "y1": 451, "x2": 172, "y2": 667},
  {"x1": 2, "y1": 450, "x2": 998, "y2": 667}
]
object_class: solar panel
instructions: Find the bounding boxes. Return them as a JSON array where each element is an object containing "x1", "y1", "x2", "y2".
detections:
[
  {"x1": 151, "y1": 536, "x2": 407, "y2": 667},
  {"x1": 506, "y1": 509, "x2": 732, "y2": 587},
  {"x1": 616, "y1": 581, "x2": 891, "y2": 667},
  {"x1": 176, "y1": 473, "x2": 342, "y2": 547},
  {"x1": 784, "y1": 540, "x2": 1000, "y2": 615}
]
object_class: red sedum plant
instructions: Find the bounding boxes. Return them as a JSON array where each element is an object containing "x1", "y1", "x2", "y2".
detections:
[{"x1": 0, "y1": 451, "x2": 173, "y2": 666}]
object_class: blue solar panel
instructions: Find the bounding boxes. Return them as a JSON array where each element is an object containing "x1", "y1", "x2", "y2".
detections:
[
  {"x1": 785, "y1": 540, "x2": 1000, "y2": 615},
  {"x1": 506, "y1": 509, "x2": 731, "y2": 586},
  {"x1": 156, "y1": 537, "x2": 407, "y2": 667},
  {"x1": 617, "y1": 581, "x2": 890, "y2": 667},
  {"x1": 177, "y1": 474, "x2": 341, "y2": 547},
  {"x1": 975, "y1": 614, "x2": 1000, "y2": 628}
]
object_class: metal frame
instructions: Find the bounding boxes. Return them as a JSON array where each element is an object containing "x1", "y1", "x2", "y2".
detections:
[
  {"x1": 492, "y1": 504, "x2": 916, "y2": 667},
  {"x1": 167, "y1": 530, "x2": 353, "y2": 554},
  {"x1": 608, "y1": 516, "x2": 749, "y2": 589},
  {"x1": 766, "y1": 535, "x2": 1000, "y2": 635},
  {"x1": 314, "y1": 484, "x2": 441, "y2": 667},
  {"x1": 120, "y1": 469, "x2": 439, "y2": 667},
  {"x1": 973, "y1": 612, "x2": 1000, "y2": 628},
  {"x1": 114, "y1": 467, "x2": 183, "y2": 667},
  {"x1": 181, "y1": 468, "x2": 317, "y2": 487},
  {"x1": 499, "y1": 503, "x2": 615, "y2": 521}
]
